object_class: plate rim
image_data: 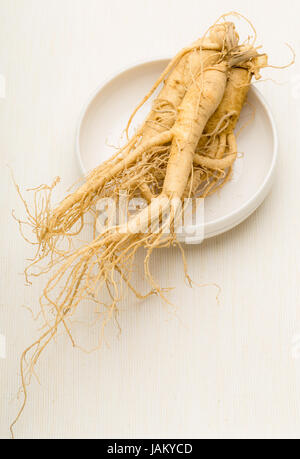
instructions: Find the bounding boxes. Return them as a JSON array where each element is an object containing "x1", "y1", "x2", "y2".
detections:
[
  {"x1": 76, "y1": 57, "x2": 170, "y2": 175},
  {"x1": 76, "y1": 57, "x2": 278, "y2": 243}
]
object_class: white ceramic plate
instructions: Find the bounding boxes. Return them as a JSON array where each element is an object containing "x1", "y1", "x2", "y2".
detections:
[{"x1": 76, "y1": 58, "x2": 278, "y2": 243}]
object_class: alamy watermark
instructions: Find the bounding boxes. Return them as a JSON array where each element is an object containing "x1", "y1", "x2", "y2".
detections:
[
  {"x1": 96, "y1": 195, "x2": 205, "y2": 243},
  {"x1": 0, "y1": 74, "x2": 6, "y2": 99},
  {"x1": 291, "y1": 333, "x2": 300, "y2": 361},
  {"x1": 107, "y1": 442, "x2": 192, "y2": 456},
  {"x1": 290, "y1": 75, "x2": 300, "y2": 101},
  {"x1": 0, "y1": 334, "x2": 6, "y2": 359}
]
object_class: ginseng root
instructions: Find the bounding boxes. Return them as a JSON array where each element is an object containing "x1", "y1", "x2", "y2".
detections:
[
  {"x1": 12, "y1": 15, "x2": 276, "y2": 437},
  {"x1": 27, "y1": 23, "x2": 236, "y2": 253},
  {"x1": 186, "y1": 55, "x2": 267, "y2": 197}
]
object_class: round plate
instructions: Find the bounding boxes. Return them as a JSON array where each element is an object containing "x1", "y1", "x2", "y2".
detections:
[{"x1": 76, "y1": 58, "x2": 278, "y2": 243}]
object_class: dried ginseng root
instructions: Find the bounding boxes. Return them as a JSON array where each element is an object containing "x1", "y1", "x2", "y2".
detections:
[{"x1": 13, "y1": 14, "x2": 285, "y2": 437}]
